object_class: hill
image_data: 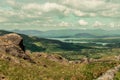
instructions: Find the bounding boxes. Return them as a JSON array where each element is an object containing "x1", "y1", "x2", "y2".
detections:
[
  {"x1": 0, "y1": 33, "x2": 120, "y2": 80},
  {"x1": 72, "y1": 33, "x2": 97, "y2": 38},
  {"x1": 11, "y1": 29, "x2": 120, "y2": 38},
  {"x1": 0, "y1": 30, "x2": 88, "y2": 52}
]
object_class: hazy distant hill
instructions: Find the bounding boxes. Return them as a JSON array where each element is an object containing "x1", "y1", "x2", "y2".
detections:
[
  {"x1": 0, "y1": 30, "x2": 88, "y2": 52},
  {"x1": 12, "y1": 30, "x2": 43, "y2": 36},
  {"x1": 11, "y1": 29, "x2": 120, "y2": 38},
  {"x1": 72, "y1": 33, "x2": 97, "y2": 38}
]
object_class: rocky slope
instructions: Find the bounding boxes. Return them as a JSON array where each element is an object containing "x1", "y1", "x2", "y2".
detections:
[
  {"x1": 0, "y1": 33, "x2": 120, "y2": 80},
  {"x1": 0, "y1": 33, "x2": 70, "y2": 64},
  {"x1": 96, "y1": 65, "x2": 120, "y2": 80}
]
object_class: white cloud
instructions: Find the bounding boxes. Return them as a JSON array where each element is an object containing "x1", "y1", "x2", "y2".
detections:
[
  {"x1": 6, "y1": 0, "x2": 16, "y2": 6},
  {"x1": 22, "y1": 3, "x2": 41, "y2": 10},
  {"x1": 21, "y1": 2, "x2": 90, "y2": 19},
  {"x1": 93, "y1": 21, "x2": 103, "y2": 27},
  {"x1": 0, "y1": 0, "x2": 119, "y2": 30},
  {"x1": 62, "y1": 0, "x2": 120, "y2": 17},
  {"x1": 78, "y1": 20, "x2": 88, "y2": 26},
  {"x1": 74, "y1": 10, "x2": 86, "y2": 17},
  {"x1": 22, "y1": 2, "x2": 90, "y2": 17},
  {"x1": 0, "y1": 17, "x2": 7, "y2": 22},
  {"x1": 42, "y1": 3, "x2": 65, "y2": 12},
  {"x1": 22, "y1": 2, "x2": 66, "y2": 12},
  {"x1": 110, "y1": 23, "x2": 115, "y2": 28},
  {"x1": 59, "y1": 21, "x2": 69, "y2": 27},
  {"x1": 89, "y1": 13, "x2": 96, "y2": 17},
  {"x1": 63, "y1": 0, "x2": 105, "y2": 10}
]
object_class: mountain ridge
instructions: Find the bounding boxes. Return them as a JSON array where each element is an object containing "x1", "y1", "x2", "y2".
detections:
[{"x1": 11, "y1": 29, "x2": 120, "y2": 38}]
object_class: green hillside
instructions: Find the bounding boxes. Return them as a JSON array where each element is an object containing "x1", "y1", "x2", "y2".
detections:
[
  {"x1": 0, "y1": 31, "x2": 120, "y2": 80},
  {"x1": 0, "y1": 51, "x2": 120, "y2": 80},
  {"x1": 0, "y1": 30, "x2": 88, "y2": 52}
]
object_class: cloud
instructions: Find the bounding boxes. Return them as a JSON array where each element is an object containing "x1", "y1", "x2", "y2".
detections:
[
  {"x1": 0, "y1": 17, "x2": 7, "y2": 22},
  {"x1": 78, "y1": 20, "x2": 88, "y2": 26},
  {"x1": 93, "y1": 21, "x2": 103, "y2": 27},
  {"x1": 59, "y1": 21, "x2": 70, "y2": 27},
  {"x1": 62, "y1": 0, "x2": 105, "y2": 10},
  {"x1": 6, "y1": 0, "x2": 16, "y2": 6},
  {"x1": 109, "y1": 23, "x2": 120, "y2": 28},
  {"x1": 22, "y1": 2, "x2": 89, "y2": 17},
  {"x1": 74, "y1": 10, "x2": 86, "y2": 17},
  {"x1": 22, "y1": 2, "x2": 66, "y2": 12},
  {"x1": 89, "y1": 13, "x2": 96, "y2": 17},
  {"x1": 0, "y1": 0, "x2": 119, "y2": 30},
  {"x1": 110, "y1": 23, "x2": 115, "y2": 28},
  {"x1": 62, "y1": 0, "x2": 120, "y2": 17}
]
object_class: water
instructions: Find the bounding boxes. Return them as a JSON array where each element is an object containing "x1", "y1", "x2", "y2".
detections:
[{"x1": 48, "y1": 38, "x2": 111, "y2": 46}]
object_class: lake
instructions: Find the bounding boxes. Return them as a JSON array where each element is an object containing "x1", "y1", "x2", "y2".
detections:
[{"x1": 48, "y1": 38, "x2": 112, "y2": 46}]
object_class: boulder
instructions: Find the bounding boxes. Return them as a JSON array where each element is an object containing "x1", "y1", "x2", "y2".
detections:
[
  {"x1": 0, "y1": 33, "x2": 25, "y2": 56},
  {"x1": 0, "y1": 33, "x2": 34, "y2": 63}
]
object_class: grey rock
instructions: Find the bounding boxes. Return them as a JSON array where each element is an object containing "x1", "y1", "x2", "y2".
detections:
[{"x1": 0, "y1": 33, "x2": 34, "y2": 63}]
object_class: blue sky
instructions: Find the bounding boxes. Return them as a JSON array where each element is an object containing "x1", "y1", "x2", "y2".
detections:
[{"x1": 0, "y1": 0, "x2": 120, "y2": 31}]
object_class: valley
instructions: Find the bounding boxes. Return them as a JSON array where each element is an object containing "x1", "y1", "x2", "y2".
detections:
[
  {"x1": 0, "y1": 30, "x2": 120, "y2": 80},
  {"x1": 0, "y1": 0, "x2": 120, "y2": 79}
]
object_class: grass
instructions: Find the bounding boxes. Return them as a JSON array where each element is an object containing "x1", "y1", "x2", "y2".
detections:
[
  {"x1": 0, "y1": 52, "x2": 120, "y2": 80},
  {"x1": 0, "y1": 30, "x2": 120, "y2": 79},
  {"x1": 114, "y1": 69, "x2": 120, "y2": 80}
]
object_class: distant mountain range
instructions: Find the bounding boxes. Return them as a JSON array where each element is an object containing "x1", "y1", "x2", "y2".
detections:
[{"x1": 11, "y1": 29, "x2": 120, "y2": 38}]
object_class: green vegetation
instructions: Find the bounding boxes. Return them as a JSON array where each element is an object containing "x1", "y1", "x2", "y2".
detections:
[
  {"x1": 114, "y1": 70, "x2": 120, "y2": 80},
  {"x1": 0, "y1": 30, "x2": 120, "y2": 79},
  {"x1": 0, "y1": 52, "x2": 120, "y2": 80}
]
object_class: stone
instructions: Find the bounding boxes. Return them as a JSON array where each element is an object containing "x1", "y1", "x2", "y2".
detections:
[{"x1": 0, "y1": 33, "x2": 34, "y2": 63}]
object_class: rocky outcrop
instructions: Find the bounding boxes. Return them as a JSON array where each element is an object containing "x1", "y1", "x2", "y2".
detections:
[
  {"x1": 46, "y1": 54, "x2": 68, "y2": 64},
  {"x1": 0, "y1": 33, "x2": 34, "y2": 63},
  {"x1": 33, "y1": 52, "x2": 68, "y2": 64},
  {"x1": 96, "y1": 65, "x2": 120, "y2": 80}
]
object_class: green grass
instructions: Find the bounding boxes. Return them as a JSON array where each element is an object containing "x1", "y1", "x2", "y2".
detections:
[
  {"x1": 0, "y1": 52, "x2": 120, "y2": 80},
  {"x1": 114, "y1": 69, "x2": 120, "y2": 80},
  {"x1": 1, "y1": 30, "x2": 120, "y2": 79}
]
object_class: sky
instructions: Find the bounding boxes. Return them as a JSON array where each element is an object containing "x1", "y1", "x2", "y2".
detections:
[{"x1": 0, "y1": 0, "x2": 120, "y2": 31}]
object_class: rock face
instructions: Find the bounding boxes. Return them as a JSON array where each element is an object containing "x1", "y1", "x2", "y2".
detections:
[{"x1": 0, "y1": 33, "x2": 33, "y2": 62}]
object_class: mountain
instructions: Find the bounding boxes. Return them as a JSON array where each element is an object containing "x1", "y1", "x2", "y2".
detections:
[
  {"x1": 11, "y1": 29, "x2": 120, "y2": 38},
  {"x1": 12, "y1": 29, "x2": 82, "y2": 38},
  {"x1": 72, "y1": 33, "x2": 120, "y2": 38},
  {"x1": 0, "y1": 30, "x2": 88, "y2": 52},
  {"x1": 72, "y1": 33, "x2": 97, "y2": 38},
  {"x1": 0, "y1": 33, "x2": 120, "y2": 80},
  {"x1": 12, "y1": 30, "x2": 43, "y2": 36}
]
